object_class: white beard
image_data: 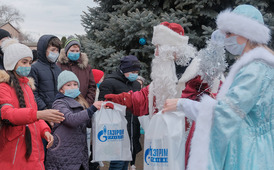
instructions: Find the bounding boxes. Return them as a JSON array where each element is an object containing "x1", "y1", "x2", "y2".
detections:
[{"x1": 149, "y1": 46, "x2": 179, "y2": 113}]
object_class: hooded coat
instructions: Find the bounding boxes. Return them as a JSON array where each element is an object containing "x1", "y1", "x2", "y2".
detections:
[
  {"x1": 29, "y1": 35, "x2": 61, "y2": 110},
  {"x1": 57, "y1": 49, "x2": 96, "y2": 106},
  {"x1": 0, "y1": 70, "x2": 50, "y2": 170}
]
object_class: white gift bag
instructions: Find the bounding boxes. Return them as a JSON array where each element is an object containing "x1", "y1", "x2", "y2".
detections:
[
  {"x1": 92, "y1": 101, "x2": 132, "y2": 161},
  {"x1": 139, "y1": 111, "x2": 185, "y2": 170}
]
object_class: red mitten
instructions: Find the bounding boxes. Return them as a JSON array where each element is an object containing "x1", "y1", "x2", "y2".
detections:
[
  {"x1": 104, "y1": 92, "x2": 133, "y2": 109},
  {"x1": 105, "y1": 103, "x2": 114, "y2": 109}
]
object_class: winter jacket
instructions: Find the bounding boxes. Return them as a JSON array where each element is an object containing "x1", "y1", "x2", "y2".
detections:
[
  {"x1": 45, "y1": 93, "x2": 97, "y2": 170},
  {"x1": 29, "y1": 35, "x2": 62, "y2": 110},
  {"x1": 57, "y1": 49, "x2": 96, "y2": 106},
  {"x1": 98, "y1": 71, "x2": 142, "y2": 156},
  {"x1": 0, "y1": 70, "x2": 50, "y2": 170}
]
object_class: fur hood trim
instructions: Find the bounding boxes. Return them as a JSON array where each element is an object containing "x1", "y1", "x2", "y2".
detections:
[
  {"x1": 187, "y1": 47, "x2": 274, "y2": 170},
  {"x1": 58, "y1": 49, "x2": 89, "y2": 69},
  {"x1": 217, "y1": 9, "x2": 271, "y2": 44},
  {"x1": 0, "y1": 70, "x2": 36, "y2": 90}
]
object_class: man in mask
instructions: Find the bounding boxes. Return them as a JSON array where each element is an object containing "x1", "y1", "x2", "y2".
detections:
[
  {"x1": 0, "y1": 29, "x2": 11, "y2": 70},
  {"x1": 98, "y1": 55, "x2": 142, "y2": 170},
  {"x1": 104, "y1": 22, "x2": 196, "y2": 117}
]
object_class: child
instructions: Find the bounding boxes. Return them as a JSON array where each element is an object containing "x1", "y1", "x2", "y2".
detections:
[
  {"x1": 29, "y1": 35, "x2": 62, "y2": 110},
  {"x1": 29, "y1": 34, "x2": 62, "y2": 161},
  {"x1": 45, "y1": 70, "x2": 103, "y2": 170},
  {"x1": 57, "y1": 37, "x2": 96, "y2": 107},
  {"x1": 89, "y1": 69, "x2": 104, "y2": 170},
  {"x1": 92, "y1": 69, "x2": 104, "y2": 102},
  {"x1": 0, "y1": 38, "x2": 64, "y2": 170}
]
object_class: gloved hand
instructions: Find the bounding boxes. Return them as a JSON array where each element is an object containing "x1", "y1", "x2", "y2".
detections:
[
  {"x1": 104, "y1": 103, "x2": 114, "y2": 109},
  {"x1": 104, "y1": 92, "x2": 133, "y2": 109}
]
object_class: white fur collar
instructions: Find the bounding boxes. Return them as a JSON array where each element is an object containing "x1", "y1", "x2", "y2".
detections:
[
  {"x1": 217, "y1": 10, "x2": 270, "y2": 44},
  {"x1": 217, "y1": 47, "x2": 274, "y2": 99}
]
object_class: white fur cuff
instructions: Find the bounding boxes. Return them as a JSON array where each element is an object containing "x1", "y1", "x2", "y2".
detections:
[{"x1": 187, "y1": 95, "x2": 217, "y2": 170}]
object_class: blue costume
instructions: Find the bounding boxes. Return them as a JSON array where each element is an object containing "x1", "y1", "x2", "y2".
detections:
[
  {"x1": 183, "y1": 47, "x2": 274, "y2": 170},
  {"x1": 181, "y1": 5, "x2": 274, "y2": 170}
]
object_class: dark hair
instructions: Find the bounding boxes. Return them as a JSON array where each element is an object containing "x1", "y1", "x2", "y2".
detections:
[
  {"x1": 32, "y1": 50, "x2": 38, "y2": 63},
  {"x1": 48, "y1": 37, "x2": 61, "y2": 50},
  {"x1": 7, "y1": 71, "x2": 32, "y2": 160}
]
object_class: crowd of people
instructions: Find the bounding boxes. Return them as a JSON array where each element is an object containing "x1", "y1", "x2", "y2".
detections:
[{"x1": 0, "y1": 4, "x2": 273, "y2": 170}]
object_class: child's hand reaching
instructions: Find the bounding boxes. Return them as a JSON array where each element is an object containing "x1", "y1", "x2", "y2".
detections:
[
  {"x1": 44, "y1": 131, "x2": 54, "y2": 149},
  {"x1": 93, "y1": 101, "x2": 104, "y2": 110}
]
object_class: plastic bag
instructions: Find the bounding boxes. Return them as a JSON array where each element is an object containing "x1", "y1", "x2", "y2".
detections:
[
  {"x1": 92, "y1": 101, "x2": 132, "y2": 161},
  {"x1": 139, "y1": 111, "x2": 185, "y2": 170}
]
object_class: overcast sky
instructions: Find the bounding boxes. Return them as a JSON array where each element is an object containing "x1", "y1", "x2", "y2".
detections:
[{"x1": 1, "y1": 0, "x2": 98, "y2": 41}]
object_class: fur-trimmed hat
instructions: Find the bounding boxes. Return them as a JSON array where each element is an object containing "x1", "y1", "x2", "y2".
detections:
[
  {"x1": 1, "y1": 38, "x2": 33, "y2": 71},
  {"x1": 217, "y1": 4, "x2": 271, "y2": 44},
  {"x1": 152, "y1": 22, "x2": 189, "y2": 46}
]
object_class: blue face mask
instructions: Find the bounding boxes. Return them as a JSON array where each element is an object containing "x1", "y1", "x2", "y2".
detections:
[
  {"x1": 16, "y1": 66, "x2": 31, "y2": 77},
  {"x1": 224, "y1": 36, "x2": 246, "y2": 56},
  {"x1": 67, "y1": 52, "x2": 80, "y2": 61},
  {"x1": 97, "y1": 83, "x2": 101, "y2": 88},
  {"x1": 47, "y1": 51, "x2": 59, "y2": 63},
  {"x1": 64, "y1": 88, "x2": 81, "y2": 98},
  {"x1": 126, "y1": 73, "x2": 138, "y2": 82}
]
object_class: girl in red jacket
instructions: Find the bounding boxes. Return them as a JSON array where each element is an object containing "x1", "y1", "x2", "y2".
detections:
[{"x1": 0, "y1": 38, "x2": 64, "y2": 170}]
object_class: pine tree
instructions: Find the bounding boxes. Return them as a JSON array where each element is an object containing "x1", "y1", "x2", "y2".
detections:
[
  {"x1": 80, "y1": 0, "x2": 273, "y2": 82},
  {"x1": 61, "y1": 36, "x2": 67, "y2": 48}
]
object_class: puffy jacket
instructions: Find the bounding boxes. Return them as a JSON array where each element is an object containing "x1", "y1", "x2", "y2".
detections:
[
  {"x1": 0, "y1": 70, "x2": 50, "y2": 170},
  {"x1": 29, "y1": 35, "x2": 61, "y2": 110},
  {"x1": 57, "y1": 49, "x2": 96, "y2": 106},
  {"x1": 98, "y1": 71, "x2": 142, "y2": 156},
  {"x1": 45, "y1": 93, "x2": 97, "y2": 170}
]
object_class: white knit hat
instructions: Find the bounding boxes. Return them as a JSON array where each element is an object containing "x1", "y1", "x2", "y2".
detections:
[{"x1": 1, "y1": 38, "x2": 33, "y2": 71}]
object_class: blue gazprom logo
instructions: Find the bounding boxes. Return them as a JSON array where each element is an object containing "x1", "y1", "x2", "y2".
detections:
[
  {"x1": 144, "y1": 145, "x2": 168, "y2": 165},
  {"x1": 97, "y1": 125, "x2": 124, "y2": 142}
]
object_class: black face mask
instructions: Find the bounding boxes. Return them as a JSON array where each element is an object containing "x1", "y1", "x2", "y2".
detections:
[{"x1": 175, "y1": 62, "x2": 187, "y2": 80}]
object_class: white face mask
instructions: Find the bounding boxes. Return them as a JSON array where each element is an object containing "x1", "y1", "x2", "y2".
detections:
[
  {"x1": 224, "y1": 36, "x2": 246, "y2": 56},
  {"x1": 47, "y1": 51, "x2": 59, "y2": 63}
]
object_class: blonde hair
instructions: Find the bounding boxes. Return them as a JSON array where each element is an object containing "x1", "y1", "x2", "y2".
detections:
[
  {"x1": 247, "y1": 41, "x2": 274, "y2": 55},
  {"x1": 75, "y1": 94, "x2": 89, "y2": 109},
  {"x1": 263, "y1": 45, "x2": 274, "y2": 55}
]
